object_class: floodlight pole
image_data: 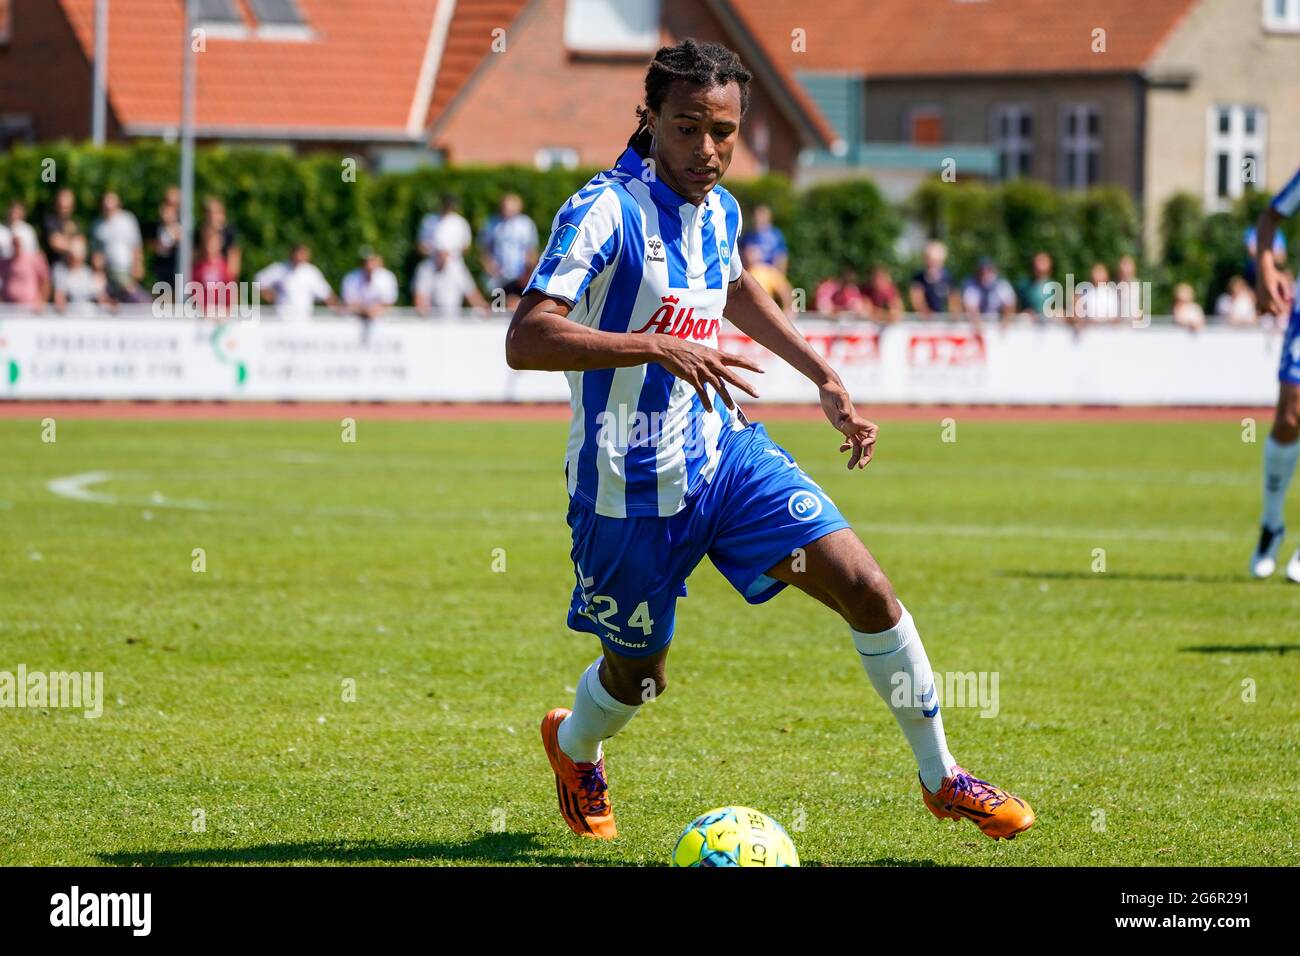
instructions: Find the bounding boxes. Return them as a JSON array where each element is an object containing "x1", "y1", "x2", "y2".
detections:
[
  {"x1": 91, "y1": 0, "x2": 108, "y2": 145},
  {"x1": 178, "y1": 0, "x2": 197, "y2": 289}
]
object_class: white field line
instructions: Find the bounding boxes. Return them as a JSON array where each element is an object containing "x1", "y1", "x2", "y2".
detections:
[
  {"x1": 44, "y1": 471, "x2": 1236, "y2": 542},
  {"x1": 201, "y1": 449, "x2": 1254, "y2": 487}
]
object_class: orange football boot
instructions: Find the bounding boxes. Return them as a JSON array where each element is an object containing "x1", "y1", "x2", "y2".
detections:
[
  {"x1": 921, "y1": 766, "x2": 1035, "y2": 840},
  {"x1": 541, "y1": 708, "x2": 617, "y2": 840}
]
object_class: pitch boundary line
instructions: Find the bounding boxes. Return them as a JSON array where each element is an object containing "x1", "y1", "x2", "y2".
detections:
[{"x1": 44, "y1": 471, "x2": 1235, "y2": 543}]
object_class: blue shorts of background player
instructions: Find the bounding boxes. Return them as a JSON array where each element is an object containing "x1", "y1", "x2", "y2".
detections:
[
  {"x1": 1279, "y1": 304, "x2": 1300, "y2": 384},
  {"x1": 566, "y1": 420, "x2": 851, "y2": 657}
]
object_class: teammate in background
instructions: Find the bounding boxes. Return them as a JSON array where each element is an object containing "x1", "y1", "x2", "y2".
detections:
[
  {"x1": 1250, "y1": 165, "x2": 1300, "y2": 580},
  {"x1": 507, "y1": 39, "x2": 1034, "y2": 843}
]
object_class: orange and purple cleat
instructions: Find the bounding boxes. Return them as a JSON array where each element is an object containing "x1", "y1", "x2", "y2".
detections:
[
  {"x1": 921, "y1": 766, "x2": 1035, "y2": 840},
  {"x1": 541, "y1": 708, "x2": 617, "y2": 840}
]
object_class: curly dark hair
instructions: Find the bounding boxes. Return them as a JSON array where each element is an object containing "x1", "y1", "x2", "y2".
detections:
[{"x1": 627, "y1": 38, "x2": 752, "y2": 154}]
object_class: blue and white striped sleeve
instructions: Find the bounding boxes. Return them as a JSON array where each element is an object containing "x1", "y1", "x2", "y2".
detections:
[
  {"x1": 720, "y1": 191, "x2": 743, "y2": 284},
  {"x1": 1272, "y1": 165, "x2": 1300, "y2": 218},
  {"x1": 525, "y1": 187, "x2": 622, "y2": 306},
  {"x1": 729, "y1": 203, "x2": 744, "y2": 283}
]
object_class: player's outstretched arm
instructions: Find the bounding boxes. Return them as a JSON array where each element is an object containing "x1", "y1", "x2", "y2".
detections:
[
  {"x1": 1255, "y1": 207, "x2": 1294, "y2": 317},
  {"x1": 506, "y1": 290, "x2": 762, "y2": 409},
  {"x1": 725, "y1": 272, "x2": 879, "y2": 468}
]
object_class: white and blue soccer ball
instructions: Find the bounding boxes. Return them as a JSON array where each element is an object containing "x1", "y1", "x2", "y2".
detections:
[{"x1": 671, "y1": 806, "x2": 800, "y2": 867}]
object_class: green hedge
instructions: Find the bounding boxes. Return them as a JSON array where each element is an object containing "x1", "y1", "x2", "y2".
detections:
[
  {"x1": 0, "y1": 142, "x2": 1293, "y2": 312},
  {"x1": 910, "y1": 178, "x2": 1143, "y2": 300},
  {"x1": 0, "y1": 141, "x2": 593, "y2": 303}
]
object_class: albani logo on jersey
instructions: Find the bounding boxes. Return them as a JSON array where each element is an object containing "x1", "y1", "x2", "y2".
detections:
[{"x1": 630, "y1": 295, "x2": 720, "y2": 341}]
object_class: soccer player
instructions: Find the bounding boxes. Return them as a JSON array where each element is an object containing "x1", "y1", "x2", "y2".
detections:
[
  {"x1": 1250, "y1": 165, "x2": 1300, "y2": 580},
  {"x1": 506, "y1": 39, "x2": 1035, "y2": 842}
]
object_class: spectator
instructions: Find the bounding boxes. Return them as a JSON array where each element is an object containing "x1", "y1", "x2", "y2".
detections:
[
  {"x1": 255, "y1": 243, "x2": 337, "y2": 322},
  {"x1": 1074, "y1": 262, "x2": 1121, "y2": 324},
  {"x1": 3, "y1": 201, "x2": 40, "y2": 260},
  {"x1": 1115, "y1": 254, "x2": 1144, "y2": 324},
  {"x1": 413, "y1": 244, "x2": 489, "y2": 318},
  {"x1": 1171, "y1": 282, "x2": 1205, "y2": 332},
  {"x1": 192, "y1": 227, "x2": 234, "y2": 316},
  {"x1": 861, "y1": 265, "x2": 903, "y2": 324},
  {"x1": 478, "y1": 193, "x2": 538, "y2": 306},
  {"x1": 0, "y1": 230, "x2": 51, "y2": 310},
  {"x1": 52, "y1": 234, "x2": 110, "y2": 315},
  {"x1": 814, "y1": 268, "x2": 866, "y2": 318},
  {"x1": 739, "y1": 204, "x2": 788, "y2": 274},
  {"x1": 43, "y1": 189, "x2": 81, "y2": 264},
  {"x1": 740, "y1": 242, "x2": 794, "y2": 314},
  {"x1": 909, "y1": 240, "x2": 958, "y2": 316},
  {"x1": 1216, "y1": 275, "x2": 1258, "y2": 326},
  {"x1": 91, "y1": 191, "x2": 146, "y2": 302},
  {"x1": 961, "y1": 257, "x2": 1017, "y2": 320},
  {"x1": 342, "y1": 247, "x2": 399, "y2": 320},
  {"x1": 150, "y1": 186, "x2": 183, "y2": 291},
  {"x1": 1017, "y1": 251, "x2": 1056, "y2": 320},
  {"x1": 197, "y1": 195, "x2": 241, "y2": 279},
  {"x1": 418, "y1": 194, "x2": 472, "y2": 260}
]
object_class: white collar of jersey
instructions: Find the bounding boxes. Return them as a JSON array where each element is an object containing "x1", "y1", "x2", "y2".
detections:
[
  {"x1": 615, "y1": 147, "x2": 714, "y2": 279},
  {"x1": 615, "y1": 147, "x2": 712, "y2": 211}
]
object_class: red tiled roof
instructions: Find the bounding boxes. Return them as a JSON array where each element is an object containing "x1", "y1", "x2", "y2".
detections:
[
  {"x1": 731, "y1": 0, "x2": 1199, "y2": 77},
  {"x1": 57, "y1": 0, "x2": 442, "y2": 137},
  {"x1": 426, "y1": 0, "x2": 532, "y2": 128},
  {"x1": 705, "y1": 0, "x2": 837, "y2": 148},
  {"x1": 425, "y1": 0, "x2": 836, "y2": 149}
]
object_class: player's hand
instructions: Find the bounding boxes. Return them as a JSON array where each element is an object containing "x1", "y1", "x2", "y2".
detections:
[
  {"x1": 820, "y1": 380, "x2": 878, "y2": 469},
  {"x1": 1258, "y1": 264, "x2": 1295, "y2": 318},
  {"x1": 652, "y1": 338, "x2": 763, "y2": 411}
]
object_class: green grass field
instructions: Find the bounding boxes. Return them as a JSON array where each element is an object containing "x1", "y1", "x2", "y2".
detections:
[{"x1": 1, "y1": 411, "x2": 1298, "y2": 866}]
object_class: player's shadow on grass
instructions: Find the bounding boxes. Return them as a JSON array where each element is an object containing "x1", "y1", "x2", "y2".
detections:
[
  {"x1": 95, "y1": 832, "x2": 634, "y2": 867},
  {"x1": 1179, "y1": 644, "x2": 1300, "y2": 655},
  {"x1": 999, "y1": 569, "x2": 1244, "y2": 585}
]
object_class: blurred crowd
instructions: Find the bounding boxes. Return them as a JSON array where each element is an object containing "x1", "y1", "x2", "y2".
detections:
[
  {"x1": 0, "y1": 186, "x2": 540, "y2": 320},
  {"x1": 0, "y1": 190, "x2": 1290, "y2": 328},
  {"x1": 750, "y1": 204, "x2": 1292, "y2": 330}
]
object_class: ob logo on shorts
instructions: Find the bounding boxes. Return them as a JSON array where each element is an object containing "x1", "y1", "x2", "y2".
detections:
[{"x1": 787, "y1": 489, "x2": 823, "y2": 522}]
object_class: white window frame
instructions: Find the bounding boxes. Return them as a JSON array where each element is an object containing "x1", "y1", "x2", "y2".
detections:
[
  {"x1": 1262, "y1": 0, "x2": 1300, "y2": 32},
  {"x1": 1059, "y1": 103, "x2": 1101, "y2": 189},
  {"x1": 991, "y1": 104, "x2": 1033, "y2": 180},
  {"x1": 564, "y1": 0, "x2": 659, "y2": 54},
  {"x1": 534, "y1": 147, "x2": 580, "y2": 171},
  {"x1": 194, "y1": 0, "x2": 247, "y2": 37},
  {"x1": 1205, "y1": 105, "x2": 1268, "y2": 210}
]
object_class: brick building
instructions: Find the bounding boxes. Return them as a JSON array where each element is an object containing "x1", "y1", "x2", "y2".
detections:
[{"x1": 0, "y1": 0, "x2": 835, "y2": 176}]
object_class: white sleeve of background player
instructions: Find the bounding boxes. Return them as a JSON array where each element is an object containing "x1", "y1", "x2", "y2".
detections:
[
  {"x1": 525, "y1": 188, "x2": 622, "y2": 306},
  {"x1": 1272, "y1": 166, "x2": 1300, "y2": 218}
]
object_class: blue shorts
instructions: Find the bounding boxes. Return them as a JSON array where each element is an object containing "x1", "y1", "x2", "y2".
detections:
[
  {"x1": 565, "y1": 421, "x2": 851, "y2": 657},
  {"x1": 1281, "y1": 307, "x2": 1300, "y2": 384}
]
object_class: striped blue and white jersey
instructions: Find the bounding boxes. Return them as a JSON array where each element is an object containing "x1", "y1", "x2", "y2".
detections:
[
  {"x1": 525, "y1": 146, "x2": 747, "y2": 519},
  {"x1": 1272, "y1": 165, "x2": 1300, "y2": 218}
]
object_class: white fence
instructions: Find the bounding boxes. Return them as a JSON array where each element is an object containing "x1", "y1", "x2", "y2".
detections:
[{"x1": 0, "y1": 311, "x2": 1284, "y2": 405}]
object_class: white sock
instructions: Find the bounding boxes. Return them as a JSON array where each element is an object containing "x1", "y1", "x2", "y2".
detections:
[
  {"x1": 852, "y1": 604, "x2": 957, "y2": 793},
  {"x1": 1261, "y1": 436, "x2": 1299, "y2": 530},
  {"x1": 556, "y1": 658, "x2": 640, "y2": 764}
]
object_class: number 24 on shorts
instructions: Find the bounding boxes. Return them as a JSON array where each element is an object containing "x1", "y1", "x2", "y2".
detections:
[{"x1": 579, "y1": 594, "x2": 654, "y2": 635}]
